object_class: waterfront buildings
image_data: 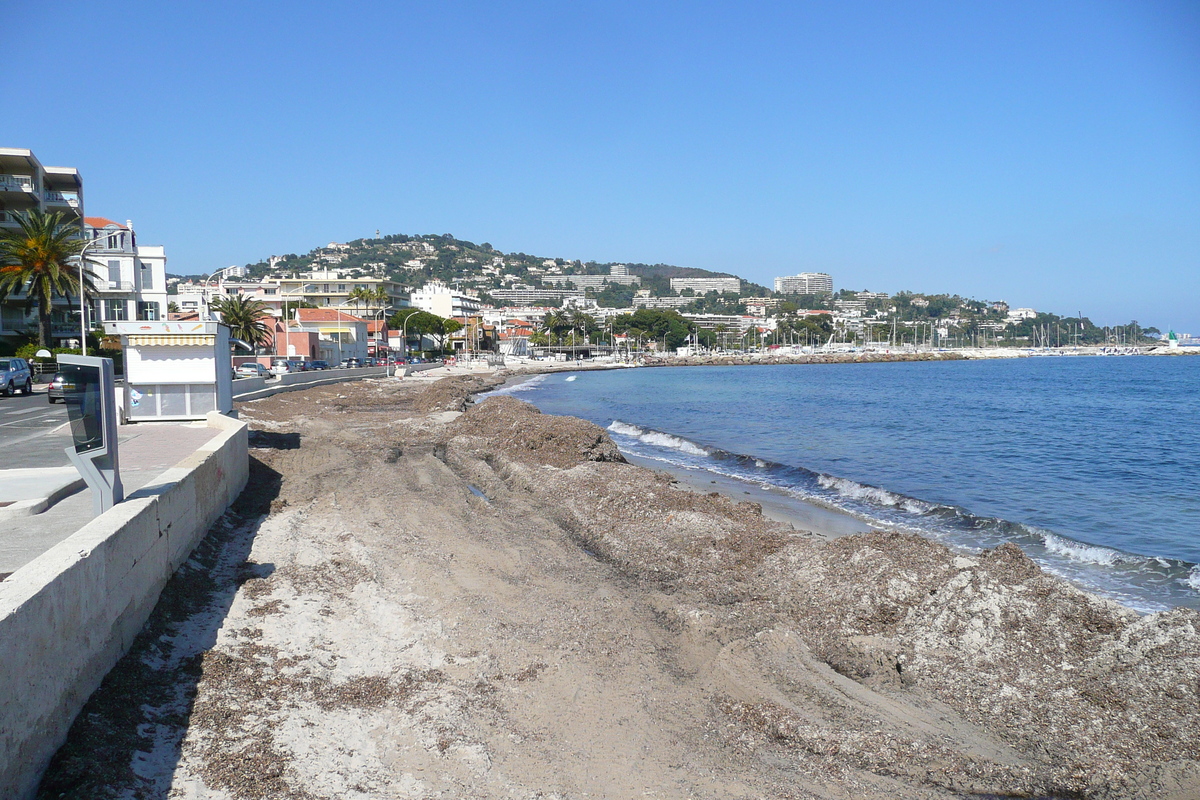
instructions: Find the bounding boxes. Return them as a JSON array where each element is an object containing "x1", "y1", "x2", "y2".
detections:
[
  {"x1": 669, "y1": 276, "x2": 742, "y2": 294},
  {"x1": 774, "y1": 272, "x2": 833, "y2": 295}
]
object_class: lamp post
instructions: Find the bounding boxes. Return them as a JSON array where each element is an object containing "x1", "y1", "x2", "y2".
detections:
[
  {"x1": 74, "y1": 229, "x2": 127, "y2": 356},
  {"x1": 402, "y1": 310, "x2": 418, "y2": 361},
  {"x1": 276, "y1": 283, "x2": 317, "y2": 357},
  {"x1": 199, "y1": 266, "x2": 242, "y2": 321}
]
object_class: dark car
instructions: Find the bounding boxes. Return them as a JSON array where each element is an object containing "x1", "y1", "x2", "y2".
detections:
[{"x1": 308, "y1": 360, "x2": 330, "y2": 370}]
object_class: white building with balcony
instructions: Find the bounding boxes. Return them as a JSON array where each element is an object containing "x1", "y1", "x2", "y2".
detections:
[
  {"x1": 410, "y1": 281, "x2": 482, "y2": 318},
  {"x1": 84, "y1": 217, "x2": 169, "y2": 326},
  {"x1": 0, "y1": 147, "x2": 83, "y2": 230},
  {"x1": 0, "y1": 148, "x2": 86, "y2": 344}
]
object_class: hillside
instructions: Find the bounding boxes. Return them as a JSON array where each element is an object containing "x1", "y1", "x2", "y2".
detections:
[{"x1": 235, "y1": 233, "x2": 742, "y2": 296}]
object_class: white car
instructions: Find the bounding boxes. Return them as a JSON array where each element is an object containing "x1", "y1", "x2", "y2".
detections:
[{"x1": 235, "y1": 363, "x2": 270, "y2": 379}]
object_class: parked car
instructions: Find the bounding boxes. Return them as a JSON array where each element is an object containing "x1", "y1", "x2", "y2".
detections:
[
  {"x1": 0, "y1": 357, "x2": 33, "y2": 397},
  {"x1": 235, "y1": 363, "x2": 270, "y2": 379},
  {"x1": 47, "y1": 372, "x2": 68, "y2": 403},
  {"x1": 308, "y1": 360, "x2": 330, "y2": 370},
  {"x1": 270, "y1": 359, "x2": 297, "y2": 376},
  {"x1": 363, "y1": 357, "x2": 377, "y2": 367},
  {"x1": 340, "y1": 357, "x2": 363, "y2": 369}
]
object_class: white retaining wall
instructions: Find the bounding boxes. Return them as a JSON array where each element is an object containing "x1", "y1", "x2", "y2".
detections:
[{"x1": 0, "y1": 412, "x2": 249, "y2": 800}]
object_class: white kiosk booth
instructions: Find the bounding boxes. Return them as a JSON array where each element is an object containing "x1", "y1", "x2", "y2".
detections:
[{"x1": 105, "y1": 321, "x2": 234, "y2": 421}]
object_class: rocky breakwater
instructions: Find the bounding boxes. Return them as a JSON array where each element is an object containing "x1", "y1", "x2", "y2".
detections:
[
  {"x1": 643, "y1": 351, "x2": 967, "y2": 367},
  {"x1": 445, "y1": 394, "x2": 1200, "y2": 799}
]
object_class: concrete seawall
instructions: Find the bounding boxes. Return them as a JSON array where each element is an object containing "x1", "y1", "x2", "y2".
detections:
[
  {"x1": 232, "y1": 365, "x2": 388, "y2": 402},
  {"x1": 0, "y1": 412, "x2": 249, "y2": 800}
]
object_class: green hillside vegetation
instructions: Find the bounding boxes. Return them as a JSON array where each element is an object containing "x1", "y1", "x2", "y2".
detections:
[{"x1": 195, "y1": 231, "x2": 1162, "y2": 346}]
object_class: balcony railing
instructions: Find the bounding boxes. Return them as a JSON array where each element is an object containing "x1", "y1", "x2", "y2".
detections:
[
  {"x1": 0, "y1": 174, "x2": 35, "y2": 192},
  {"x1": 44, "y1": 191, "x2": 81, "y2": 208},
  {"x1": 98, "y1": 281, "x2": 134, "y2": 292}
]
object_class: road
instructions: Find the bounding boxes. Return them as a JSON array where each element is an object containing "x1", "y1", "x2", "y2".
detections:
[{"x1": 0, "y1": 390, "x2": 73, "y2": 468}]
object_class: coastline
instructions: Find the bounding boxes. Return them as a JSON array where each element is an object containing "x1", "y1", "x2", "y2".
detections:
[{"x1": 39, "y1": 373, "x2": 1200, "y2": 799}]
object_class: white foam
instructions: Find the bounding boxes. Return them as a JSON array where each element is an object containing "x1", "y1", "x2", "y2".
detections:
[
  {"x1": 816, "y1": 474, "x2": 933, "y2": 513},
  {"x1": 607, "y1": 421, "x2": 711, "y2": 457},
  {"x1": 565, "y1": 375, "x2": 577, "y2": 382},
  {"x1": 483, "y1": 373, "x2": 548, "y2": 397},
  {"x1": 1041, "y1": 532, "x2": 1124, "y2": 565},
  {"x1": 1183, "y1": 565, "x2": 1200, "y2": 593}
]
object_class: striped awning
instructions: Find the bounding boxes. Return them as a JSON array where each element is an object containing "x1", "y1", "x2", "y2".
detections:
[{"x1": 127, "y1": 334, "x2": 216, "y2": 346}]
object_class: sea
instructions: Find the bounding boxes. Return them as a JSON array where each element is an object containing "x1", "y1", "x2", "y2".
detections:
[{"x1": 487, "y1": 356, "x2": 1200, "y2": 614}]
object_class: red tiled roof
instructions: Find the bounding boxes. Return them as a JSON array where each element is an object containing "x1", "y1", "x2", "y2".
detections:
[
  {"x1": 84, "y1": 216, "x2": 127, "y2": 229},
  {"x1": 295, "y1": 309, "x2": 366, "y2": 323}
]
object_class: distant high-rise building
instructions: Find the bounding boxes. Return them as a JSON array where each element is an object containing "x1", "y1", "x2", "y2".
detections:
[{"x1": 774, "y1": 272, "x2": 833, "y2": 295}]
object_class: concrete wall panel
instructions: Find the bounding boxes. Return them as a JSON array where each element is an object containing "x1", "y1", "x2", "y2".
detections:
[{"x1": 0, "y1": 412, "x2": 248, "y2": 800}]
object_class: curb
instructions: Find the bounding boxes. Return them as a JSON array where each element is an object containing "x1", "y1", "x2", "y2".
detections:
[{"x1": 0, "y1": 477, "x2": 86, "y2": 519}]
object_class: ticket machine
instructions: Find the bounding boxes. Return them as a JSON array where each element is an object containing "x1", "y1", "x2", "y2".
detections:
[{"x1": 58, "y1": 354, "x2": 123, "y2": 515}]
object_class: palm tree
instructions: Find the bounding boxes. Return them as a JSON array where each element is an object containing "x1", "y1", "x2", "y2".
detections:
[
  {"x1": 347, "y1": 286, "x2": 371, "y2": 318},
  {"x1": 0, "y1": 209, "x2": 99, "y2": 348},
  {"x1": 211, "y1": 294, "x2": 272, "y2": 352},
  {"x1": 542, "y1": 310, "x2": 567, "y2": 345}
]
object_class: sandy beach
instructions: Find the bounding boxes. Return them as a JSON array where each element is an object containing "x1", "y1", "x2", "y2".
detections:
[{"x1": 38, "y1": 371, "x2": 1200, "y2": 799}]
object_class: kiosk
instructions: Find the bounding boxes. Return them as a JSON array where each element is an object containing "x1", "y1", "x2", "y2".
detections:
[
  {"x1": 105, "y1": 321, "x2": 234, "y2": 421},
  {"x1": 58, "y1": 354, "x2": 124, "y2": 515}
]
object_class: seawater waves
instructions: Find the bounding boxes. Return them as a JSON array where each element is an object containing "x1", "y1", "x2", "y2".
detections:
[{"x1": 604, "y1": 419, "x2": 1200, "y2": 613}]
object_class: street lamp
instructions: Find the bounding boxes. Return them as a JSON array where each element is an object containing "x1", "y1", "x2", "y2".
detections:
[
  {"x1": 276, "y1": 283, "x2": 317, "y2": 357},
  {"x1": 199, "y1": 266, "x2": 243, "y2": 321}
]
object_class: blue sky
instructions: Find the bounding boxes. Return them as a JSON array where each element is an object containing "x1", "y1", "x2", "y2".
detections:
[{"x1": 11, "y1": 1, "x2": 1199, "y2": 331}]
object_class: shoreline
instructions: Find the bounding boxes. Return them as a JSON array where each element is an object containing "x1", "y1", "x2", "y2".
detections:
[
  {"x1": 39, "y1": 374, "x2": 1200, "y2": 799},
  {"x1": 484, "y1": 363, "x2": 1200, "y2": 615}
]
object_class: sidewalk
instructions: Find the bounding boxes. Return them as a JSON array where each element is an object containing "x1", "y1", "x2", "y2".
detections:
[{"x1": 0, "y1": 421, "x2": 223, "y2": 577}]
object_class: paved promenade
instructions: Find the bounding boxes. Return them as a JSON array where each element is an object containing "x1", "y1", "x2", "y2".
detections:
[{"x1": 0, "y1": 421, "x2": 222, "y2": 577}]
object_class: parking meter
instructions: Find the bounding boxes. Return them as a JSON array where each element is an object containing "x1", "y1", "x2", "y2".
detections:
[{"x1": 58, "y1": 354, "x2": 124, "y2": 515}]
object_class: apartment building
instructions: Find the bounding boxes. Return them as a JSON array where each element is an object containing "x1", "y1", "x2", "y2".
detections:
[
  {"x1": 0, "y1": 147, "x2": 83, "y2": 229},
  {"x1": 272, "y1": 270, "x2": 407, "y2": 314},
  {"x1": 669, "y1": 277, "x2": 743, "y2": 294},
  {"x1": 84, "y1": 217, "x2": 169, "y2": 325},
  {"x1": 681, "y1": 313, "x2": 764, "y2": 334},
  {"x1": 0, "y1": 148, "x2": 86, "y2": 343},
  {"x1": 489, "y1": 286, "x2": 583, "y2": 306},
  {"x1": 632, "y1": 294, "x2": 693, "y2": 309},
  {"x1": 774, "y1": 272, "x2": 833, "y2": 295},
  {"x1": 409, "y1": 281, "x2": 482, "y2": 318},
  {"x1": 542, "y1": 264, "x2": 641, "y2": 290}
]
